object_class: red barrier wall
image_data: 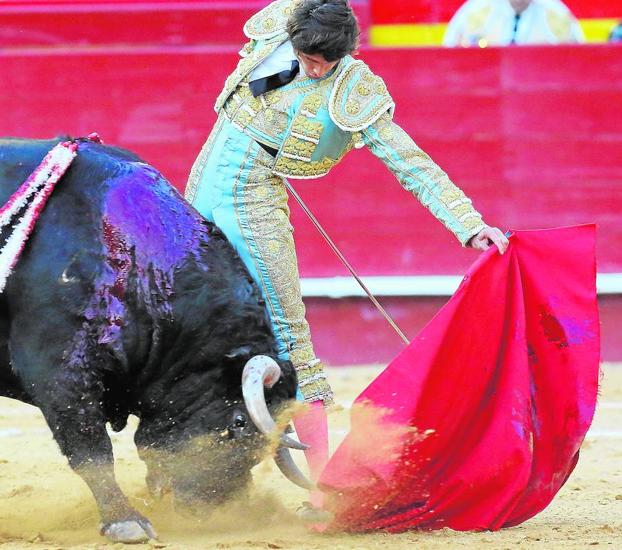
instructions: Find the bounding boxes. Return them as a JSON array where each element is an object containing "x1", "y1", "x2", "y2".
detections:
[
  {"x1": 371, "y1": 0, "x2": 622, "y2": 24},
  {"x1": 306, "y1": 295, "x2": 622, "y2": 365},
  {"x1": 0, "y1": 1, "x2": 370, "y2": 47},
  {"x1": 3, "y1": 45, "x2": 619, "y2": 275},
  {"x1": 1, "y1": 4, "x2": 621, "y2": 360}
]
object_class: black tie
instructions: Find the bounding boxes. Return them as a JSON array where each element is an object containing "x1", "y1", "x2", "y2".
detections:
[{"x1": 249, "y1": 60, "x2": 300, "y2": 98}]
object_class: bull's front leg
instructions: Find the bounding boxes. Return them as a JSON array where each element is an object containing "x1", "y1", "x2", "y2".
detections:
[{"x1": 40, "y1": 403, "x2": 158, "y2": 543}]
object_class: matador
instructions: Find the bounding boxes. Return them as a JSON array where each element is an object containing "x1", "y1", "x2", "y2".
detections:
[{"x1": 185, "y1": 0, "x2": 508, "y2": 518}]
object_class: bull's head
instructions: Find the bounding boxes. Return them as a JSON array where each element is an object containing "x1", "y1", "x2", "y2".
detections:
[
  {"x1": 135, "y1": 355, "x2": 312, "y2": 512},
  {"x1": 241, "y1": 356, "x2": 314, "y2": 490}
]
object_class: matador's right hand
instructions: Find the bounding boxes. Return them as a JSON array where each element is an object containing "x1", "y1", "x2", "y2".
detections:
[{"x1": 468, "y1": 226, "x2": 509, "y2": 255}]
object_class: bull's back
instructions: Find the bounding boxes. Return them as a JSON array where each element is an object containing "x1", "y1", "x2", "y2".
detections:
[
  {"x1": 0, "y1": 139, "x2": 211, "y2": 382},
  {"x1": 0, "y1": 137, "x2": 207, "y2": 289},
  {"x1": 0, "y1": 138, "x2": 144, "y2": 304}
]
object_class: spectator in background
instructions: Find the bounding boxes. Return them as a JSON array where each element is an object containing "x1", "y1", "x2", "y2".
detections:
[
  {"x1": 609, "y1": 22, "x2": 622, "y2": 42},
  {"x1": 443, "y1": 0, "x2": 585, "y2": 47}
]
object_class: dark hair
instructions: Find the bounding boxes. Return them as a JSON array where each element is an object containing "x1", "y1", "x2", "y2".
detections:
[{"x1": 286, "y1": 0, "x2": 360, "y2": 62}]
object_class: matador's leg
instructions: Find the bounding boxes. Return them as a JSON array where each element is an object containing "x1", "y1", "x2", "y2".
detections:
[
  {"x1": 188, "y1": 121, "x2": 333, "y2": 405},
  {"x1": 188, "y1": 122, "x2": 331, "y2": 516}
]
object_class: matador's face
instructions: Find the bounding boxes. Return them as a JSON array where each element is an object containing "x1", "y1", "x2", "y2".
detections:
[{"x1": 295, "y1": 50, "x2": 340, "y2": 79}]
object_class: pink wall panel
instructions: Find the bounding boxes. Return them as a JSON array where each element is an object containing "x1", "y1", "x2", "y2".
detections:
[
  {"x1": 307, "y1": 295, "x2": 622, "y2": 364},
  {"x1": 2, "y1": 45, "x2": 621, "y2": 277},
  {"x1": 372, "y1": 0, "x2": 464, "y2": 24},
  {"x1": 371, "y1": 0, "x2": 622, "y2": 24},
  {"x1": 0, "y1": 9, "x2": 249, "y2": 47},
  {"x1": 0, "y1": 1, "x2": 370, "y2": 47}
]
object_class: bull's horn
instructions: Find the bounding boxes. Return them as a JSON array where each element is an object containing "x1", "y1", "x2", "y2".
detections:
[
  {"x1": 242, "y1": 356, "x2": 308, "y2": 449},
  {"x1": 274, "y1": 446, "x2": 315, "y2": 490},
  {"x1": 281, "y1": 424, "x2": 310, "y2": 450},
  {"x1": 242, "y1": 355, "x2": 281, "y2": 435},
  {"x1": 281, "y1": 435, "x2": 309, "y2": 450}
]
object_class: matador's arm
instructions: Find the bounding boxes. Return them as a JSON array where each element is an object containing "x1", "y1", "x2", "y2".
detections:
[{"x1": 361, "y1": 111, "x2": 486, "y2": 246}]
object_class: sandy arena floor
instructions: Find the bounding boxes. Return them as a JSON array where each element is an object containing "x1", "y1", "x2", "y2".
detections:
[{"x1": 0, "y1": 364, "x2": 620, "y2": 550}]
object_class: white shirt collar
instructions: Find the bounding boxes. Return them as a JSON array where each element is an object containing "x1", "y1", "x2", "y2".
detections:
[{"x1": 249, "y1": 40, "x2": 306, "y2": 82}]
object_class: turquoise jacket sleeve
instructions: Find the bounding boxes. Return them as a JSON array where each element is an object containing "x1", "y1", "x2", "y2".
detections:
[{"x1": 361, "y1": 112, "x2": 486, "y2": 246}]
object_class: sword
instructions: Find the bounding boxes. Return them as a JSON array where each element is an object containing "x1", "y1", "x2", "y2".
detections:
[{"x1": 285, "y1": 181, "x2": 411, "y2": 345}]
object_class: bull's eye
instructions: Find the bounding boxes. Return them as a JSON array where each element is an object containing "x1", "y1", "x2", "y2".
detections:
[{"x1": 233, "y1": 414, "x2": 247, "y2": 428}]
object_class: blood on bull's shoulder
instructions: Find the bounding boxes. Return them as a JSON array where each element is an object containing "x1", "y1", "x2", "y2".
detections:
[{"x1": 0, "y1": 137, "x2": 305, "y2": 543}]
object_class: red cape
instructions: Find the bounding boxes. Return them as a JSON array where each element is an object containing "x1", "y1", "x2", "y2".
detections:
[{"x1": 319, "y1": 226, "x2": 600, "y2": 532}]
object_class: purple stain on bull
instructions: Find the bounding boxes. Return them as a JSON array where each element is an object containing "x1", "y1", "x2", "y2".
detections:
[{"x1": 0, "y1": 137, "x2": 308, "y2": 543}]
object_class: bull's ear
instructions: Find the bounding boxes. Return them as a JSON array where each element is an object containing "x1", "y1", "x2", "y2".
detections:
[{"x1": 225, "y1": 345, "x2": 253, "y2": 360}]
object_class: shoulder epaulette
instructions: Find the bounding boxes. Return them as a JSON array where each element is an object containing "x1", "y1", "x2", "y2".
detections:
[
  {"x1": 329, "y1": 60, "x2": 395, "y2": 132},
  {"x1": 243, "y1": 0, "x2": 300, "y2": 41}
]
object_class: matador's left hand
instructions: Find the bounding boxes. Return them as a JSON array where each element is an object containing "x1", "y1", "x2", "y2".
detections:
[{"x1": 469, "y1": 226, "x2": 509, "y2": 255}]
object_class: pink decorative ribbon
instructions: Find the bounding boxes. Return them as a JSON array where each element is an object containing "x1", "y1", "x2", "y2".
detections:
[{"x1": 0, "y1": 141, "x2": 78, "y2": 292}]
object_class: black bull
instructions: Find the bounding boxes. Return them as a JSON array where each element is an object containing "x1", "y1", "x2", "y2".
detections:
[{"x1": 0, "y1": 138, "x2": 309, "y2": 542}]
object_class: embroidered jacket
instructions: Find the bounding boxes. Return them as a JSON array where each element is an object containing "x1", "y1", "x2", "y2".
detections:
[{"x1": 214, "y1": 0, "x2": 486, "y2": 245}]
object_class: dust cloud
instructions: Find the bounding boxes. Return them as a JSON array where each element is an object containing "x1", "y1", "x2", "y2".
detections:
[{"x1": 0, "y1": 365, "x2": 620, "y2": 549}]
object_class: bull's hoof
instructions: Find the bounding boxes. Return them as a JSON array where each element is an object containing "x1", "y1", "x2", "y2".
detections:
[{"x1": 101, "y1": 519, "x2": 158, "y2": 543}]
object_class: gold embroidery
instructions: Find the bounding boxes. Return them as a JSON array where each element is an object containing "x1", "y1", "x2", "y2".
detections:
[
  {"x1": 236, "y1": 110, "x2": 254, "y2": 129},
  {"x1": 236, "y1": 153, "x2": 333, "y2": 403},
  {"x1": 243, "y1": 0, "x2": 302, "y2": 40},
  {"x1": 329, "y1": 60, "x2": 395, "y2": 132},
  {"x1": 302, "y1": 92, "x2": 323, "y2": 115},
  {"x1": 356, "y1": 83, "x2": 371, "y2": 96},
  {"x1": 374, "y1": 81, "x2": 388, "y2": 95},
  {"x1": 264, "y1": 89, "x2": 283, "y2": 105},
  {"x1": 271, "y1": 91, "x2": 335, "y2": 176},
  {"x1": 252, "y1": 109, "x2": 290, "y2": 142},
  {"x1": 273, "y1": 156, "x2": 338, "y2": 179},
  {"x1": 239, "y1": 40, "x2": 254, "y2": 58},
  {"x1": 248, "y1": 95, "x2": 263, "y2": 112},
  {"x1": 224, "y1": 84, "x2": 291, "y2": 139},
  {"x1": 451, "y1": 203, "x2": 476, "y2": 219},
  {"x1": 378, "y1": 125, "x2": 393, "y2": 141},
  {"x1": 364, "y1": 113, "x2": 485, "y2": 241},
  {"x1": 346, "y1": 98, "x2": 361, "y2": 115},
  {"x1": 282, "y1": 136, "x2": 315, "y2": 160},
  {"x1": 439, "y1": 187, "x2": 464, "y2": 205},
  {"x1": 294, "y1": 360, "x2": 333, "y2": 404},
  {"x1": 352, "y1": 131, "x2": 365, "y2": 149},
  {"x1": 221, "y1": 52, "x2": 359, "y2": 181},
  {"x1": 291, "y1": 117, "x2": 323, "y2": 141}
]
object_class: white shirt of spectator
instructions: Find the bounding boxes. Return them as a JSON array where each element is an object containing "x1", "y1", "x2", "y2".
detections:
[
  {"x1": 249, "y1": 40, "x2": 306, "y2": 82},
  {"x1": 443, "y1": 0, "x2": 585, "y2": 47}
]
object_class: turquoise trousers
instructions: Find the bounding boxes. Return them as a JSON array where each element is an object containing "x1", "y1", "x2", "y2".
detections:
[{"x1": 186, "y1": 115, "x2": 332, "y2": 404}]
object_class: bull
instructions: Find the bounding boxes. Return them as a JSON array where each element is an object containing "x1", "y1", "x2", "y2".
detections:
[{"x1": 0, "y1": 137, "x2": 311, "y2": 543}]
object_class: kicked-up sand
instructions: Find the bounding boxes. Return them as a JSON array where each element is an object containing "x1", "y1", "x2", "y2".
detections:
[{"x1": 0, "y1": 364, "x2": 620, "y2": 549}]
